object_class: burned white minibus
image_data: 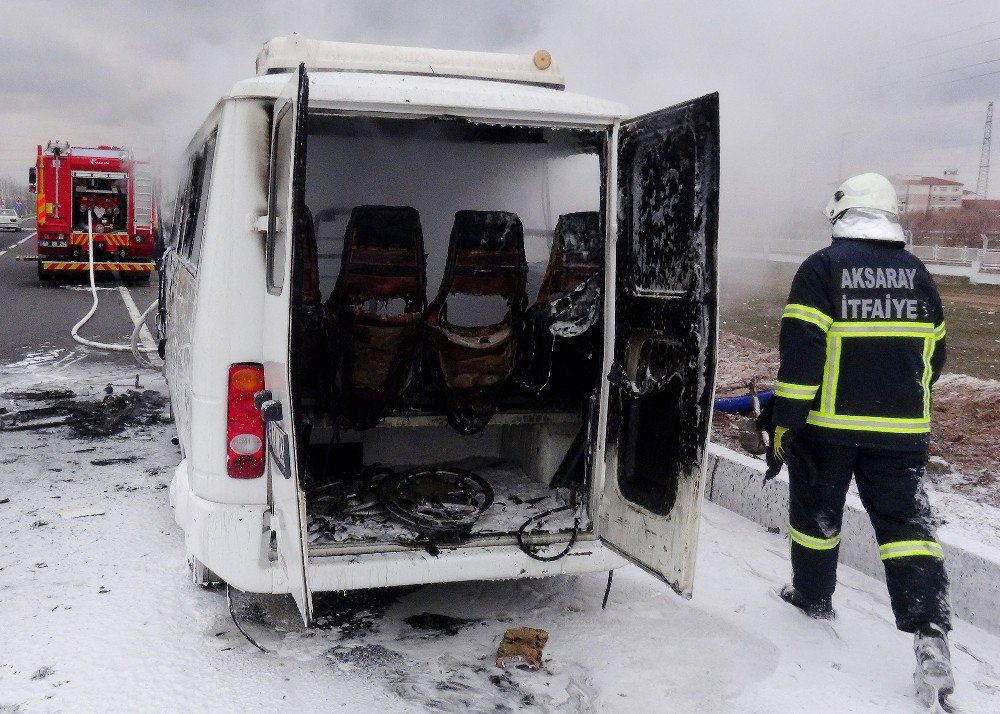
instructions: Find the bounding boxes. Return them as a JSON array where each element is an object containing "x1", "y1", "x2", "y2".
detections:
[{"x1": 161, "y1": 36, "x2": 719, "y2": 624}]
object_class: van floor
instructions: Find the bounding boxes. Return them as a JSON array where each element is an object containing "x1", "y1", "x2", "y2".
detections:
[{"x1": 305, "y1": 458, "x2": 589, "y2": 548}]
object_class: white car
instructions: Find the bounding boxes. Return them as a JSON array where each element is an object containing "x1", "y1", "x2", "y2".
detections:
[{"x1": 0, "y1": 209, "x2": 19, "y2": 231}]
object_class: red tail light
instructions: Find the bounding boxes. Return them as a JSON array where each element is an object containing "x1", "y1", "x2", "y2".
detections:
[{"x1": 227, "y1": 363, "x2": 265, "y2": 479}]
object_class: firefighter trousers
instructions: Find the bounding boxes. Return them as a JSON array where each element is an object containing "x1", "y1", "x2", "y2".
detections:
[{"x1": 788, "y1": 440, "x2": 950, "y2": 632}]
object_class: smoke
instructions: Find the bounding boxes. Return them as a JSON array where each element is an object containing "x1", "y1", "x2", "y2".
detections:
[{"x1": 3, "y1": 0, "x2": 996, "y2": 269}]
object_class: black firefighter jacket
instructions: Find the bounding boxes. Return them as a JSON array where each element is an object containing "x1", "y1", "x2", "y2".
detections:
[{"x1": 772, "y1": 238, "x2": 946, "y2": 450}]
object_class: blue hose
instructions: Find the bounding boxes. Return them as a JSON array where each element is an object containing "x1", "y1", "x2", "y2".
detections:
[{"x1": 714, "y1": 389, "x2": 774, "y2": 414}]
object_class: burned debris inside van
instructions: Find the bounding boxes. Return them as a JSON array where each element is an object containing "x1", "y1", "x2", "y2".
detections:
[{"x1": 305, "y1": 460, "x2": 586, "y2": 549}]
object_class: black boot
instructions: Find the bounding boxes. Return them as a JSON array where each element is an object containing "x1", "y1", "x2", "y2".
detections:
[
  {"x1": 779, "y1": 584, "x2": 835, "y2": 620},
  {"x1": 914, "y1": 622, "x2": 954, "y2": 711}
]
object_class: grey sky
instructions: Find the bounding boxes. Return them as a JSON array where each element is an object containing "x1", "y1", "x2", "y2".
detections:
[{"x1": 2, "y1": 0, "x2": 999, "y2": 243}]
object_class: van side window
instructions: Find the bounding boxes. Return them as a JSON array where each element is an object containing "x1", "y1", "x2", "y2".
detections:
[
  {"x1": 189, "y1": 134, "x2": 217, "y2": 265},
  {"x1": 267, "y1": 106, "x2": 294, "y2": 293},
  {"x1": 176, "y1": 134, "x2": 217, "y2": 267},
  {"x1": 169, "y1": 165, "x2": 194, "y2": 254}
]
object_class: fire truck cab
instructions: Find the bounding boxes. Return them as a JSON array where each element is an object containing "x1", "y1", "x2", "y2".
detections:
[
  {"x1": 29, "y1": 141, "x2": 157, "y2": 281},
  {"x1": 163, "y1": 36, "x2": 719, "y2": 625}
]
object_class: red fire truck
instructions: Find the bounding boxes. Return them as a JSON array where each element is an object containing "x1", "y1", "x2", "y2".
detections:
[{"x1": 28, "y1": 141, "x2": 157, "y2": 281}]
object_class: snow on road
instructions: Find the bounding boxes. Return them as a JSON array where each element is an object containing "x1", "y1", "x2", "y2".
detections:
[{"x1": 2, "y1": 355, "x2": 1000, "y2": 713}]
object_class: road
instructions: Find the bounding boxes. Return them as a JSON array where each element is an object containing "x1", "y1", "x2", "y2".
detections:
[{"x1": 0, "y1": 216, "x2": 159, "y2": 366}]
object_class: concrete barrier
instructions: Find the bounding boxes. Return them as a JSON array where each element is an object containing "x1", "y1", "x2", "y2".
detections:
[{"x1": 706, "y1": 442, "x2": 1000, "y2": 635}]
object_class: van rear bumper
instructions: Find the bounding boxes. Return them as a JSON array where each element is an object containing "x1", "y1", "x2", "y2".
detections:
[
  {"x1": 170, "y1": 461, "x2": 280, "y2": 592},
  {"x1": 171, "y1": 461, "x2": 626, "y2": 594}
]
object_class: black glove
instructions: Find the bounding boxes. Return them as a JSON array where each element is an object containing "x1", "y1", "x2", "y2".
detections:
[
  {"x1": 755, "y1": 398, "x2": 819, "y2": 484},
  {"x1": 755, "y1": 398, "x2": 782, "y2": 480}
]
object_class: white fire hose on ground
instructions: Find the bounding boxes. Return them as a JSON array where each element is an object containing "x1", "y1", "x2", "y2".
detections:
[{"x1": 70, "y1": 210, "x2": 161, "y2": 370}]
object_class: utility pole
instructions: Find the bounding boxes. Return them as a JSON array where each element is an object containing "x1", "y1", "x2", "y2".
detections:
[{"x1": 976, "y1": 102, "x2": 993, "y2": 201}]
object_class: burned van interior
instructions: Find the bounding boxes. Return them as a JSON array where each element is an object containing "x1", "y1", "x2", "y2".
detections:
[{"x1": 283, "y1": 113, "x2": 611, "y2": 556}]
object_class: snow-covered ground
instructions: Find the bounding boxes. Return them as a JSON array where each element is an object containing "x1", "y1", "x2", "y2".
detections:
[{"x1": 3, "y1": 353, "x2": 1000, "y2": 712}]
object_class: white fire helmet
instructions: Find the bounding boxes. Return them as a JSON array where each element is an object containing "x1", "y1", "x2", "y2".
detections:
[{"x1": 825, "y1": 173, "x2": 900, "y2": 221}]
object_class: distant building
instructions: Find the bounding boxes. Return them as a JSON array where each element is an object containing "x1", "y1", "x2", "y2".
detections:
[{"x1": 892, "y1": 176, "x2": 965, "y2": 214}]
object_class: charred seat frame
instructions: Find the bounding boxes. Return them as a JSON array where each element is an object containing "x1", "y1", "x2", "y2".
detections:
[
  {"x1": 425, "y1": 210, "x2": 528, "y2": 435},
  {"x1": 326, "y1": 205, "x2": 428, "y2": 430},
  {"x1": 519, "y1": 211, "x2": 604, "y2": 396}
]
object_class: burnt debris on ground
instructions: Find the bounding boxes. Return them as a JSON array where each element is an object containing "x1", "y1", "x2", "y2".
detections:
[
  {"x1": 0, "y1": 389, "x2": 168, "y2": 438},
  {"x1": 312, "y1": 587, "x2": 420, "y2": 637},
  {"x1": 403, "y1": 612, "x2": 476, "y2": 636},
  {"x1": 2, "y1": 389, "x2": 76, "y2": 401}
]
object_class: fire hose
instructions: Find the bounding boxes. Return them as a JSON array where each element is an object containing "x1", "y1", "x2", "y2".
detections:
[{"x1": 70, "y1": 210, "x2": 160, "y2": 370}]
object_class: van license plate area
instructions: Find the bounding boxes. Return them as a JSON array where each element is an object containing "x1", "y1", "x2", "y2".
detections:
[{"x1": 267, "y1": 421, "x2": 291, "y2": 479}]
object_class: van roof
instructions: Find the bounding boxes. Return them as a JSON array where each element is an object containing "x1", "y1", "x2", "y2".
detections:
[
  {"x1": 257, "y1": 36, "x2": 566, "y2": 89},
  {"x1": 228, "y1": 69, "x2": 629, "y2": 127}
]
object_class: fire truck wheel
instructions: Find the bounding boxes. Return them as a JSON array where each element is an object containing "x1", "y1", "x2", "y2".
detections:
[{"x1": 37, "y1": 262, "x2": 53, "y2": 281}]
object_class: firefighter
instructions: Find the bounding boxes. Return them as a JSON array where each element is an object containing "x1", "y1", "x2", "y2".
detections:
[{"x1": 761, "y1": 173, "x2": 953, "y2": 707}]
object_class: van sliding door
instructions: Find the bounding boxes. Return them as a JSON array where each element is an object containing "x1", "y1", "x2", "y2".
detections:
[
  {"x1": 599, "y1": 93, "x2": 719, "y2": 597},
  {"x1": 262, "y1": 64, "x2": 313, "y2": 624}
]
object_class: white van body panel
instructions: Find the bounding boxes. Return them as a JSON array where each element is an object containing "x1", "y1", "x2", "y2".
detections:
[
  {"x1": 230, "y1": 72, "x2": 628, "y2": 127},
  {"x1": 166, "y1": 98, "x2": 272, "y2": 506}
]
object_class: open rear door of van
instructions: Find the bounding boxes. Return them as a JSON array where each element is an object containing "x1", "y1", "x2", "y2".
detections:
[
  {"x1": 599, "y1": 93, "x2": 719, "y2": 597},
  {"x1": 262, "y1": 64, "x2": 313, "y2": 624}
]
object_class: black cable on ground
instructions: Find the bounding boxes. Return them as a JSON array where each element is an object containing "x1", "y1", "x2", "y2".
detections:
[
  {"x1": 227, "y1": 585, "x2": 269, "y2": 654},
  {"x1": 517, "y1": 504, "x2": 579, "y2": 562},
  {"x1": 602, "y1": 570, "x2": 614, "y2": 610}
]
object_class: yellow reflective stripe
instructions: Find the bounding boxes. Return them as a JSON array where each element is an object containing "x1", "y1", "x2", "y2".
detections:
[
  {"x1": 782, "y1": 303, "x2": 833, "y2": 331},
  {"x1": 774, "y1": 381, "x2": 819, "y2": 400},
  {"x1": 879, "y1": 540, "x2": 944, "y2": 561},
  {"x1": 829, "y1": 335, "x2": 841, "y2": 415},
  {"x1": 789, "y1": 526, "x2": 841, "y2": 551},
  {"x1": 775, "y1": 391, "x2": 816, "y2": 401},
  {"x1": 921, "y1": 336, "x2": 933, "y2": 421},
  {"x1": 820, "y1": 334, "x2": 840, "y2": 415},
  {"x1": 829, "y1": 321, "x2": 936, "y2": 338},
  {"x1": 933, "y1": 322, "x2": 946, "y2": 341},
  {"x1": 807, "y1": 412, "x2": 931, "y2": 433}
]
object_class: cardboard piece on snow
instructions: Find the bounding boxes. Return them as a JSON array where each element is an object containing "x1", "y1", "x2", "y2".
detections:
[{"x1": 495, "y1": 627, "x2": 548, "y2": 670}]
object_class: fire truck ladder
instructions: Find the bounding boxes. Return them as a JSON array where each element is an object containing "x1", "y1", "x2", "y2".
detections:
[{"x1": 134, "y1": 163, "x2": 155, "y2": 230}]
